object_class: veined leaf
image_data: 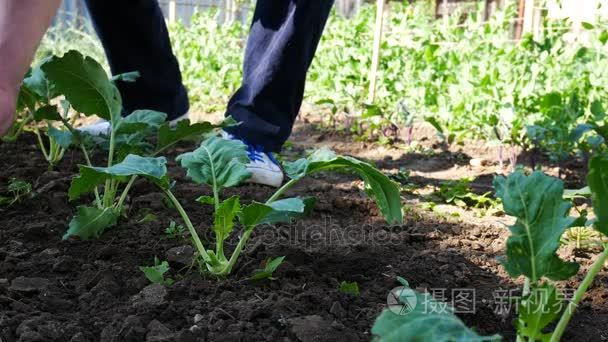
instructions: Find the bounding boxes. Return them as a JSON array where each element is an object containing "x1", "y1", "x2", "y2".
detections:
[
  {"x1": 515, "y1": 283, "x2": 562, "y2": 341},
  {"x1": 177, "y1": 136, "x2": 251, "y2": 189},
  {"x1": 116, "y1": 110, "x2": 167, "y2": 135},
  {"x1": 140, "y1": 259, "x2": 173, "y2": 286},
  {"x1": 23, "y1": 64, "x2": 54, "y2": 100},
  {"x1": 214, "y1": 196, "x2": 240, "y2": 243},
  {"x1": 33, "y1": 105, "x2": 61, "y2": 121},
  {"x1": 156, "y1": 116, "x2": 238, "y2": 153},
  {"x1": 238, "y1": 202, "x2": 274, "y2": 228},
  {"x1": 372, "y1": 278, "x2": 500, "y2": 342},
  {"x1": 494, "y1": 170, "x2": 579, "y2": 282},
  {"x1": 69, "y1": 155, "x2": 169, "y2": 200},
  {"x1": 41, "y1": 50, "x2": 121, "y2": 122},
  {"x1": 588, "y1": 154, "x2": 608, "y2": 235},
  {"x1": 283, "y1": 148, "x2": 403, "y2": 224},
  {"x1": 260, "y1": 197, "x2": 316, "y2": 225},
  {"x1": 47, "y1": 126, "x2": 73, "y2": 149},
  {"x1": 63, "y1": 206, "x2": 119, "y2": 240}
]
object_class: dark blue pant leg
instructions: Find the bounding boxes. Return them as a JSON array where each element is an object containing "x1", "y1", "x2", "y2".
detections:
[
  {"x1": 225, "y1": 0, "x2": 335, "y2": 152},
  {"x1": 84, "y1": 0, "x2": 189, "y2": 119}
]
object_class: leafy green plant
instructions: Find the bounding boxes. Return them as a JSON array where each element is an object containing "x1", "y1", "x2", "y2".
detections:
[
  {"x1": 165, "y1": 221, "x2": 186, "y2": 239},
  {"x1": 156, "y1": 137, "x2": 403, "y2": 277},
  {"x1": 33, "y1": 51, "x2": 229, "y2": 240},
  {"x1": 250, "y1": 256, "x2": 285, "y2": 281},
  {"x1": 0, "y1": 178, "x2": 33, "y2": 205},
  {"x1": 338, "y1": 281, "x2": 360, "y2": 296},
  {"x1": 493, "y1": 159, "x2": 608, "y2": 341},
  {"x1": 140, "y1": 257, "x2": 174, "y2": 286},
  {"x1": 430, "y1": 178, "x2": 499, "y2": 211},
  {"x1": 372, "y1": 277, "x2": 500, "y2": 341}
]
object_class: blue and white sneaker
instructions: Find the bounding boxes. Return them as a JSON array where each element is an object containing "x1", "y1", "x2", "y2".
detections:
[
  {"x1": 221, "y1": 131, "x2": 284, "y2": 188},
  {"x1": 77, "y1": 112, "x2": 190, "y2": 136}
]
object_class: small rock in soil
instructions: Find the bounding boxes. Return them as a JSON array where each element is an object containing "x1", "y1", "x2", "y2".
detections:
[
  {"x1": 193, "y1": 314, "x2": 204, "y2": 324},
  {"x1": 133, "y1": 193, "x2": 166, "y2": 210},
  {"x1": 146, "y1": 320, "x2": 173, "y2": 342},
  {"x1": 166, "y1": 245, "x2": 194, "y2": 266},
  {"x1": 329, "y1": 301, "x2": 346, "y2": 318},
  {"x1": 131, "y1": 284, "x2": 167, "y2": 308},
  {"x1": 288, "y1": 315, "x2": 331, "y2": 342},
  {"x1": 52, "y1": 256, "x2": 76, "y2": 273},
  {"x1": 9, "y1": 276, "x2": 49, "y2": 293},
  {"x1": 0, "y1": 278, "x2": 8, "y2": 288}
]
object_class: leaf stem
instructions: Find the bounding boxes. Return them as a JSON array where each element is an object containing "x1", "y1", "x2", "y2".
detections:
[
  {"x1": 550, "y1": 245, "x2": 608, "y2": 342},
  {"x1": 162, "y1": 188, "x2": 211, "y2": 263},
  {"x1": 267, "y1": 179, "x2": 299, "y2": 203},
  {"x1": 116, "y1": 176, "x2": 137, "y2": 210},
  {"x1": 219, "y1": 229, "x2": 253, "y2": 275}
]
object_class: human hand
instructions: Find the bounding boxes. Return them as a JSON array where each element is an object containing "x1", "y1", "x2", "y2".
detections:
[{"x1": 0, "y1": 87, "x2": 17, "y2": 136}]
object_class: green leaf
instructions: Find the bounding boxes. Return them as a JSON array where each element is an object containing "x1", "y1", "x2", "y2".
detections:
[
  {"x1": 339, "y1": 281, "x2": 360, "y2": 296},
  {"x1": 515, "y1": 283, "x2": 562, "y2": 342},
  {"x1": 69, "y1": 155, "x2": 169, "y2": 200},
  {"x1": 371, "y1": 278, "x2": 500, "y2": 342},
  {"x1": 116, "y1": 110, "x2": 167, "y2": 135},
  {"x1": 250, "y1": 256, "x2": 286, "y2": 280},
  {"x1": 260, "y1": 197, "x2": 316, "y2": 225},
  {"x1": 47, "y1": 126, "x2": 73, "y2": 149},
  {"x1": 23, "y1": 64, "x2": 54, "y2": 100},
  {"x1": 238, "y1": 202, "x2": 274, "y2": 228},
  {"x1": 283, "y1": 148, "x2": 403, "y2": 224},
  {"x1": 563, "y1": 186, "x2": 591, "y2": 200},
  {"x1": 590, "y1": 100, "x2": 605, "y2": 121},
  {"x1": 214, "y1": 196, "x2": 241, "y2": 243},
  {"x1": 17, "y1": 83, "x2": 40, "y2": 112},
  {"x1": 494, "y1": 170, "x2": 579, "y2": 282},
  {"x1": 156, "y1": 120, "x2": 214, "y2": 152},
  {"x1": 588, "y1": 154, "x2": 608, "y2": 236},
  {"x1": 599, "y1": 30, "x2": 608, "y2": 45},
  {"x1": 582, "y1": 22, "x2": 595, "y2": 30},
  {"x1": 139, "y1": 259, "x2": 173, "y2": 285},
  {"x1": 41, "y1": 50, "x2": 121, "y2": 122},
  {"x1": 196, "y1": 195, "x2": 215, "y2": 206},
  {"x1": 63, "y1": 206, "x2": 119, "y2": 240},
  {"x1": 33, "y1": 105, "x2": 61, "y2": 121},
  {"x1": 177, "y1": 136, "x2": 251, "y2": 189}
]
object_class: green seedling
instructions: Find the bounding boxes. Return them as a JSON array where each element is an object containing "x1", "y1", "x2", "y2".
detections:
[
  {"x1": 165, "y1": 221, "x2": 186, "y2": 239},
  {"x1": 140, "y1": 257, "x2": 174, "y2": 286},
  {"x1": 0, "y1": 178, "x2": 33, "y2": 205},
  {"x1": 250, "y1": 256, "x2": 285, "y2": 281},
  {"x1": 338, "y1": 281, "x2": 360, "y2": 296}
]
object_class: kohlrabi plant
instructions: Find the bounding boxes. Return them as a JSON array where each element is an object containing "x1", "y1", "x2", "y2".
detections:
[
  {"x1": 493, "y1": 156, "x2": 608, "y2": 341},
  {"x1": 32, "y1": 50, "x2": 230, "y2": 240},
  {"x1": 371, "y1": 155, "x2": 608, "y2": 341},
  {"x1": 164, "y1": 137, "x2": 403, "y2": 276}
]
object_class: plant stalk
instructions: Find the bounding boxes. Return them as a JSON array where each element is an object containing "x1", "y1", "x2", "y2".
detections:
[
  {"x1": 550, "y1": 245, "x2": 608, "y2": 342},
  {"x1": 163, "y1": 189, "x2": 211, "y2": 263},
  {"x1": 267, "y1": 179, "x2": 299, "y2": 203}
]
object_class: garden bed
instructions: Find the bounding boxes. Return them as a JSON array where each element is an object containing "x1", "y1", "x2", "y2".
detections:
[{"x1": 1, "y1": 116, "x2": 607, "y2": 342}]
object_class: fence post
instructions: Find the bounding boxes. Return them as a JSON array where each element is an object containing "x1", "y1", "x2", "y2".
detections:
[
  {"x1": 522, "y1": 0, "x2": 534, "y2": 35},
  {"x1": 367, "y1": 0, "x2": 385, "y2": 104},
  {"x1": 169, "y1": 0, "x2": 177, "y2": 23}
]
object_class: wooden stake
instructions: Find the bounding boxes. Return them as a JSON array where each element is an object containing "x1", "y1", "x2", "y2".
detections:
[
  {"x1": 169, "y1": 0, "x2": 176, "y2": 23},
  {"x1": 368, "y1": 0, "x2": 385, "y2": 104}
]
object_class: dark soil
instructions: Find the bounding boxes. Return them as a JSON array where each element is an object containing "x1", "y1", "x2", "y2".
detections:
[{"x1": 1, "y1": 117, "x2": 607, "y2": 342}]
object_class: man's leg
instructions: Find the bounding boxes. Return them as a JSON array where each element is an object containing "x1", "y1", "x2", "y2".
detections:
[
  {"x1": 0, "y1": 0, "x2": 61, "y2": 135},
  {"x1": 225, "y1": 0, "x2": 334, "y2": 152},
  {"x1": 84, "y1": 0, "x2": 189, "y2": 119}
]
